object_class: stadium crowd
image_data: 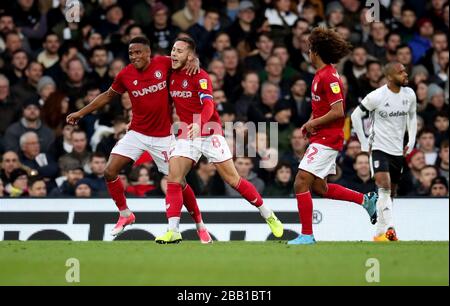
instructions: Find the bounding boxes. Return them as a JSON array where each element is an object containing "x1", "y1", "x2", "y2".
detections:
[{"x1": 0, "y1": 0, "x2": 448, "y2": 199}]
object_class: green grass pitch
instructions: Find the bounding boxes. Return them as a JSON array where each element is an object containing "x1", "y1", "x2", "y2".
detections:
[{"x1": 0, "y1": 241, "x2": 448, "y2": 286}]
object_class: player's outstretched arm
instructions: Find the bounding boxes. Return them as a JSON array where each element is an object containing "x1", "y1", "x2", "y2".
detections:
[
  {"x1": 66, "y1": 88, "x2": 119, "y2": 125},
  {"x1": 351, "y1": 106, "x2": 370, "y2": 152}
]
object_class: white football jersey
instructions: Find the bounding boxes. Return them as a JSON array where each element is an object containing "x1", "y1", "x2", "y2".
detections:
[{"x1": 361, "y1": 85, "x2": 417, "y2": 156}]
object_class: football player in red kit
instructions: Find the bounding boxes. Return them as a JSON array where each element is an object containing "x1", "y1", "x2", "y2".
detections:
[
  {"x1": 288, "y1": 27, "x2": 378, "y2": 245},
  {"x1": 155, "y1": 38, "x2": 284, "y2": 244},
  {"x1": 67, "y1": 37, "x2": 211, "y2": 242}
]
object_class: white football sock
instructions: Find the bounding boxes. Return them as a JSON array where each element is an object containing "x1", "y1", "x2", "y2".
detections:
[
  {"x1": 258, "y1": 204, "x2": 273, "y2": 219},
  {"x1": 168, "y1": 217, "x2": 180, "y2": 232},
  {"x1": 376, "y1": 189, "x2": 392, "y2": 236},
  {"x1": 119, "y1": 209, "x2": 132, "y2": 218}
]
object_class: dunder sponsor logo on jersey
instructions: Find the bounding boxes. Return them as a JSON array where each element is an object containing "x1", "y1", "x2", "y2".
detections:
[
  {"x1": 170, "y1": 90, "x2": 193, "y2": 98},
  {"x1": 131, "y1": 81, "x2": 167, "y2": 97},
  {"x1": 199, "y1": 79, "x2": 208, "y2": 90},
  {"x1": 330, "y1": 82, "x2": 341, "y2": 94}
]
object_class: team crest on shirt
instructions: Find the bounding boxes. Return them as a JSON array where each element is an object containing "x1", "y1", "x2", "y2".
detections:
[
  {"x1": 182, "y1": 80, "x2": 189, "y2": 88},
  {"x1": 330, "y1": 82, "x2": 341, "y2": 94},
  {"x1": 199, "y1": 79, "x2": 208, "y2": 90},
  {"x1": 154, "y1": 70, "x2": 163, "y2": 80},
  {"x1": 133, "y1": 80, "x2": 138, "y2": 86}
]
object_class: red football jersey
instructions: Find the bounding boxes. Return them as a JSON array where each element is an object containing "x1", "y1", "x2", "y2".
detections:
[
  {"x1": 111, "y1": 56, "x2": 172, "y2": 137},
  {"x1": 309, "y1": 64, "x2": 345, "y2": 151},
  {"x1": 169, "y1": 69, "x2": 223, "y2": 137}
]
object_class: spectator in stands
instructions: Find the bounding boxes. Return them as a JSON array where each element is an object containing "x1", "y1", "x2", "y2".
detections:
[
  {"x1": 19, "y1": 131, "x2": 58, "y2": 183},
  {"x1": 131, "y1": 0, "x2": 156, "y2": 28},
  {"x1": 272, "y1": 44, "x2": 299, "y2": 81},
  {"x1": 398, "y1": 149, "x2": 426, "y2": 196},
  {"x1": 37, "y1": 75, "x2": 57, "y2": 103},
  {"x1": 412, "y1": 165, "x2": 439, "y2": 196},
  {"x1": 172, "y1": 0, "x2": 205, "y2": 31},
  {"x1": 222, "y1": 47, "x2": 242, "y2": 100},
  {"x1": 0, "y1": 178, "x2": 4, "y2": 197},
  {"x1": 96, "y1": 4, "x2": 124, "y2": 39},
  {"x1": 265, "y1": 0, "x2": 297, "y2": 44},
  {"x1": 186, "y1": 156, "x2": 225, "y2": 196},
  {"x1": 364, "y1": 22, "x2": 388, "y2": 61},
  {"x1": 28, "y1": 176, "x2": 47, "y2": 197},
  {"x1": 3, "y1": 97, "x2": 55, "y2": 154},
  {"x1": 234, "y1": 71, "x2": 260, "y2": 120},
  {"x1": 437, "y1": 140, "x2": 449, "y2": 182},
  {"x1": 281, "y1": 128, "x2": 308, "y2": 175},
  {"x1": 247, "y1": 81, "x2": 280, "y2": 124},
  {"x1": 207, "y1": 59, "x2": 226, "y2": 89},
  {"x1": 61, "y1": 58, "x2": 89, "y2": 104},
  {"x1": 146, "y1": 3, "x2": 180, "y2": 54},
  {"x1": 1, "y1": 151, "x2": 21, "y2": 184},
  {"x1": 340, "y1": 138, "x2": 362, "y2": 178},
  {"x1": 339, "y1": 152, "x2": 376, "y2": 194},
  {"x1": 430, "y1": 176, "x2": 449, "y2": 197},
  {"x1": 286, "y1": 18, "x2": 310, "y2": 67},
  {"x1": 50, "y1": 161, "x2": 84, "y2": 197},
  {"x1": 244, "y1": 32, "x2": 274, "y2": 72},
  {"x1": 59, "y1": 129, "x2": 92, "y2": 174},
  {"x1": 226, "y1": 157, "x2": 265, "y2": 196},
  {"x1": 3, "y1": 49, "x2": 29, "y2": 86},
  {"x1": 0, "y1": 31, "x2": 26, "y2": 67},
  {"x1": 429, "y1": 49, "x2": 449, "y2": 88},
  {"x1": 409, "y1": 18, "x2": 434, "y2": 64},
  {"x1": 343, "y1": 46, "x2": 369, "y2": 92},
  {"x1": 41, "y1": 91, "x2": 69, "y2": 136},
  {"x1": 210, "y1": 32, "x2": 231, "y2": 63},
  {"x1": 226, "y1": 1, "x2": 257, "y2": 53},
  {"x1": 126, "y1": 165, "x2": 156, "y2": 197},
  {"x1": 0, "y1": 12, "x2": 30, "y2": 55},
  {"x1": 396, "y1": 44, "x2": 414, "y2": 74},
  {"x1": 320, "y1": 1, "x2": 344, "y2": 29},
  {"x1": 96, "y1": 117, "x2": 128, "y2": 159},
  {"x1": 188, "y1": 9, "x2": 220, "y2": 60},
  {"x1": 398, "y1": 5, "x2": 417, "y2": 43},
  {"x1": 274, "y1": 101, "x2": 295, "y2": 156},
  {"x1": 11, "y1": 60, "x2": 44, "y2": 104},
  {"x1": 86, "y1": 153, "x2": 107, "y2": 196},
  {"x1": 422, "y1": 83, "x2": 448, "y2": 125},
  {"x1": 418, "y1": 128, "x2": 439, "y2": 165},
  {"x1": 0, "y1": 74, "x2": 21, "y2": 137},
  {"x1": 260, "y1": 55, "x2": 291, "y2": 97},
  {"x1": 37, "y1": 33, "x2": 61, "y2": 69},
  {"x1": 357, "y1": 60, "x2": 383, "y2": 100},
  {"x1": 4, "y1": 168, "x2": 28, "y2": 197},
  {"x1": 52, "y1": 123, "x2": 74, "y2": 161},
  {"x1": 88, "y1": 46, "x2": 111, "y2": 92},
  {"x1": 419, "y1": 31, "x2": 448, "y2": 75},
  {"x1": 284, "y1": 77, "x2": 312, "y2": 127},
  {"x1": 433, "y1": 112, "x2": 449, "y2": 147},
  {"x1": 264, "y1": 161, "x2": 293, "y2": 197},
  {"x1": 74, "y1": 178, "x2": 93, "y2": 198},
  {"x1": 384, "y1": 31, "x2": 402, "y2": 64}
]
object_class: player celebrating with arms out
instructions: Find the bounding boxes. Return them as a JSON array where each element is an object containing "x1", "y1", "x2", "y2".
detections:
[
  {"x1": 155, "y1": 37, "x2": 283, "y2": 244},
  {"x1": 67, "y1": 37, "x2": 212, "y2": 243},
  {"x1": 351, "y1": 62, "x2": 417, "y2": 242},
  {"x1": 288, "y1": 27, "x2": 378, "y2": 245}
]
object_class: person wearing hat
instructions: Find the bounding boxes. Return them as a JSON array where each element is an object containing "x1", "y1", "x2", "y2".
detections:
[
  {"x1": 227, "y1": 0, "x2": 258, "y2": 48},
  {"x1": 145, "y1": 2, "x2": 180, "y2": 54},
  {"x1": 75, "y1": 178, "x2": 93, "y2": 198},
  {"x1": 3, "y1": 94, "x2": 55, "y2": 154},
  {"x1": 36, "y1": 75, "x2": 56, "y2": 102},
  {"x1": 4, "y1": 168, "x2": 28, "y2": 197},
  {"x1": 49, "y1": 160, "x2": 84, "y2": 197},
  {"x1": 319, "y1": 1, "x2": 344, "y2": 28},
  {"x1": 430, "y1": 176, "x2": 449, "y2": 197}
]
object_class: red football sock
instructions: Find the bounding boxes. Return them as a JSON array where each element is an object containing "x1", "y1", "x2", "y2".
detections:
[
  {"x1": 297, "y1": 191, "x2": 313, "y2": 235},
  {"x1": 182, "y1": 184, "x2": 203, "y2": 224},
  {"x1": 106, "y1": 177, "x2": 128, "y2": 211},
  {"x1": 166, "y1": 182, "x2": 184, "y2": 219},
  {"x1": 235, "y1": 178, "x2": 263, "y2": 207},
  {"x1": 324, "y1": 184, "x2": 364, "y2": 205}
]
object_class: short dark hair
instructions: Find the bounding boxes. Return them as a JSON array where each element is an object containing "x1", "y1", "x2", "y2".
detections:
[
  {"x1": 418, "y1": 128, "x2": 435, "y2": 138},
  {"x1": 309, "y1": 27, "x2": 352, "y2": 64},
  {"x1": 396, "y1": 44, "x2": 412, "y2": 53},
  {"x1": 129, "y1": 36, "x2": 150, "y2": 47},
  {"x1": 354, "y1": 152, "x2": 370, "y2": 164},
  {"x1": 28, "y1": 176, "x2": 45, "y2": 189},
  {"x1": 174, "y1": 37, "x2": 196, "y2": 53},
  {"x1": 441, "y1": 139, "x2": 449, "y2": 149},
  {"x1": 90, "y1": 152, "x2": 106, "y2": 162}
]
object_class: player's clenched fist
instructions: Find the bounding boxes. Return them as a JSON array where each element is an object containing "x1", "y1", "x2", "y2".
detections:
[{"x1": 66, "y1": 112, "x2": 83, "y2": 125}]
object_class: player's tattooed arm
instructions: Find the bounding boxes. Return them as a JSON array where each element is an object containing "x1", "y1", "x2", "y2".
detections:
[
  {"x1": 67, "y1": 88, "x2": 119, "y2": 125},
  {"x1": 185, "y1": 57, "x2": 201, "y2": 76}
]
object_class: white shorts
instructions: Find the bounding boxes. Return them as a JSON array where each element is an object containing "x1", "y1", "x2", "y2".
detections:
[
  {"x1": 298, "y1": 143, "x2": 338, "y2": 179},
  {"x1": 170, "y1": 135, "x2": 233, "y2": 164},
  {"x1": 111, "y1": 130, "x2": 174, "y2": 175}
]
